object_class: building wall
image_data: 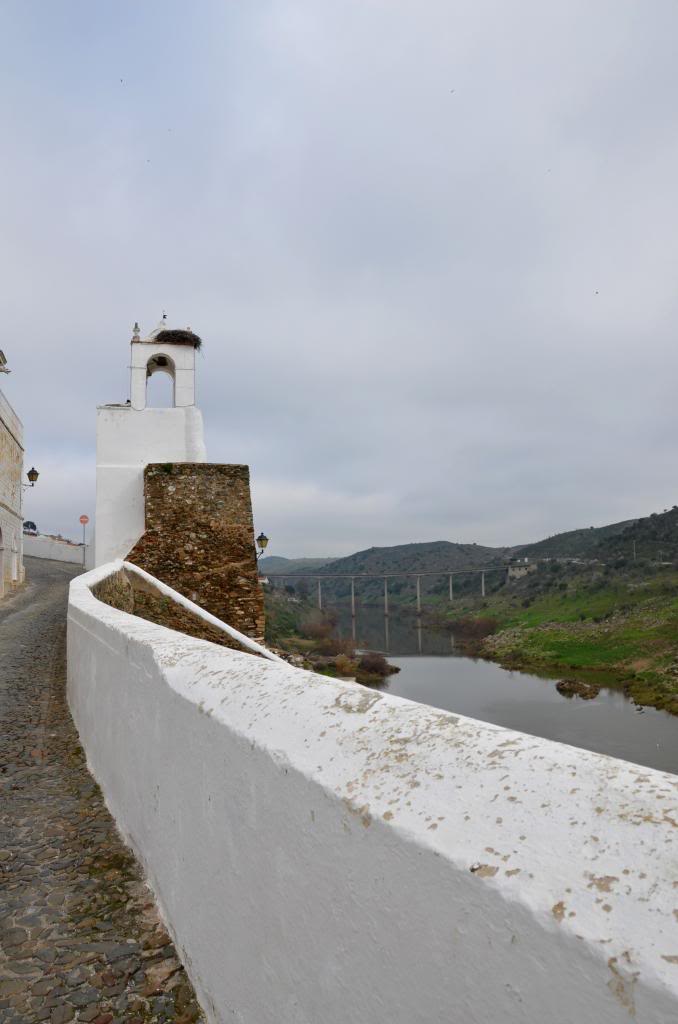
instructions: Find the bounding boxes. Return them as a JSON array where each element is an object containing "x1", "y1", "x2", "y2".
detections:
[
  {"x1": 508, "y1": 563, "x2": 537, "y2": 580},
  {"x1": 0, "y1": 388, "x2": 24, "y2": 598},
  {"x1": 23, "y1": 534, "x2": 85, "y2": 565},
  {"x1": 68, "y1": 562, "x2": 678, "y2": 1024},
  {"x1": 95, "y1": 405, "x2": 206, "y2": 566},
  {"x1": 126, "y1": 463, "x2": 265, "y2": 641}
]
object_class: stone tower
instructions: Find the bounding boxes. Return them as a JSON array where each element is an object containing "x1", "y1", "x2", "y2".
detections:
[{"x1": 94, "y1": 318, "x2": 207, "y2": 566}]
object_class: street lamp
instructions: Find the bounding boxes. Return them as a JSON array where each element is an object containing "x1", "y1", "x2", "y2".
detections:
[
  {"x1": 256, "y1": 532, "x2": 269, "y2": 560},
  {"x1": 22, "y1": 467, "x2": 39, "y2": 489}
]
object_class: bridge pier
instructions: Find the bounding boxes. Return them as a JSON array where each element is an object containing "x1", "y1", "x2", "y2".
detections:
[
  {"x1": 481, "y1": 571, "x2": 485, "y2": 598},
  {"x1": 449, "y1": 574, "x2": 453, "y2": 601},
  {"x1": 317, "y1": 578, "x2": 323, "y2": 610},
  {"x1": 350, "y1": 577, "x2": 356, "y2": 642}
]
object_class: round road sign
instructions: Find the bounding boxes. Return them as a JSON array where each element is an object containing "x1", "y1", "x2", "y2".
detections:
[{"x1": 79, "y1": 515, "x2": 90, "y2": 525}]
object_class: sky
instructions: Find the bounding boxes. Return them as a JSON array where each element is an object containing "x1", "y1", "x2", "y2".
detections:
[{"x1": 1, "y1": 0, "x2": 677, "y2": 557}]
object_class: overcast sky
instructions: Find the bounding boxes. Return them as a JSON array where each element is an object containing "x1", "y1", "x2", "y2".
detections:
[{"x1": 2, "y1": 1, "x2": 677, "y2": 557}]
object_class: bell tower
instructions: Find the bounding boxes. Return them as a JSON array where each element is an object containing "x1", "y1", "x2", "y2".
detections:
[
  {"x1": 130, "y1": 315, "x2": 199, "y2": 410},
  {"x1": 94, "y1": 317, "x2": 207, "y2": 567}
]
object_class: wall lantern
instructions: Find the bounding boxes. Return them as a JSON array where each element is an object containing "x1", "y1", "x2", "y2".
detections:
[
  {"x1": 256, "y1": 532, "x2": 269, "y2": 559},
  {"x1": 23, "y1": 467, "x2": 39, "y2": 488}
]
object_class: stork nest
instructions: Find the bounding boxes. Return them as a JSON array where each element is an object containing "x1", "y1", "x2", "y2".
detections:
[{"x1": 154, "y1": 329, "x2": 202, "y2": 350}]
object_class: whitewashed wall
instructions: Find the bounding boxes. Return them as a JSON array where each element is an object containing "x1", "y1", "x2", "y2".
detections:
[
  {"x1": 24, "y1": 534, "x2": 85, "y2": 565},
  {"x1": 68, "y1": 564, "x2": 678, "y2": 1024},
  {"x1": 95, "y1": 405, "x2": 206, "y2": 567}
]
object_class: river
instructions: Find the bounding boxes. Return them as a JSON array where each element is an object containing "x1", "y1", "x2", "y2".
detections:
[{"x1": 333, "y1": 607, "x2": 678, "y2": 775}]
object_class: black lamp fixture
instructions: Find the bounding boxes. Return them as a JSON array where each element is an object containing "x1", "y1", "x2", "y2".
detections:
[
  {"x1": 23, "y1": 467, "x2": 39, "y2": 489},
  {"x1": 256, "y1": 532, "x2": 269, "y2": 559}
]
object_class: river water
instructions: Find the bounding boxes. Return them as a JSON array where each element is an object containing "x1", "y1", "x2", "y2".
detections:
[{"x1": 334, "y1": 608, "x2": 678, "y2": 775}]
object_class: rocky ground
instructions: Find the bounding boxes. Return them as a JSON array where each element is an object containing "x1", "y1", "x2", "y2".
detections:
[{"x1": 0, "y1": 558, "x2": 204, "y2": 1023}]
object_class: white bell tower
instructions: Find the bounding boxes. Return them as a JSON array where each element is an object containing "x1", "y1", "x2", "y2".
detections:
[
  {"x1": 130, "y1": 315, "x2": 198, "y2": 410},
  {"x1": 94, "y1": 317, "x2": 207, "y2": 567}
]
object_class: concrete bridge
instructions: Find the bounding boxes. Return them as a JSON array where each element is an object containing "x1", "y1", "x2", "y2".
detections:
[
  {"x1": 266, "y1": 563, "x2": 511, "y2": 606},
  {"x1": 266, "y1": 564, "x2": 520, "y2": 646}
]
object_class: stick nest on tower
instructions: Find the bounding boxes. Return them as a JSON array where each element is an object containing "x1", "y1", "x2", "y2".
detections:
[{"x1": 154, "y1": 329, "x2": 202, "y2": 350}]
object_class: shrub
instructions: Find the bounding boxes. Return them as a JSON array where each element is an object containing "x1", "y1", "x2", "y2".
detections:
[
  {"x1": 317, "y1": 635, "x2": 356, "y2": 657},
  {"x1": 357, "y1": 652, "x2": 391, "y2": 677},
  {"x1": 335, "y1": 654, "x2": 358, "y2": 677},
  {"x1": 449, "y1": 616, "x2": 498, "y2": 639}
]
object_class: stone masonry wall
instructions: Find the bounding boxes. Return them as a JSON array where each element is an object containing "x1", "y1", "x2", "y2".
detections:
[
  {"x1": 92, "y1": 567, "x2": 252, "y2": 653},
  {"x1": 126, "y1": 463, "x2": 265, "y2": 641},
  {"x1": 0, "y1": 388, "x2": 25, "y2": 598}
]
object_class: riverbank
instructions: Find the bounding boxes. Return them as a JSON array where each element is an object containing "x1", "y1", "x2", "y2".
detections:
[
  {"x1": 475, "y1": 573, "x2": 678, "y2": 714},
  {"x1": 264, "y1": 565, "x2": 678, "y2": 714}
]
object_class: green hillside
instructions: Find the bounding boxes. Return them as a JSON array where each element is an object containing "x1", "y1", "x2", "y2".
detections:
[
  {"x1": 593, "y1": 506, "x2": 678, "y2": 563},
  {"x1": 296, "y1": 541, "x2": 509, "y2": 604},
  {"x1": 513, "y1": 519, "x2": 635, "y2": 560},
  {"x1": 259, "y1": 555, "x2": 335, "y2": 575},
  {"x1": 264, "y1": 505, "x2": 678, "y2": 713},
  {"x1": 317, "y1": 540, "x2": 507, "y2": 576}
]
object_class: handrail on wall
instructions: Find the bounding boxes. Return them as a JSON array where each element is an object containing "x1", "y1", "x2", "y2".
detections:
[{"x1": 121, "y1": 560, "x2": 284, "y2": 663}]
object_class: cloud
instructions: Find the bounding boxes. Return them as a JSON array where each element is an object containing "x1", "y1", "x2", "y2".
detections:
[{"x1": 1, "y1": 0, "x2": 677, "y2": 555}]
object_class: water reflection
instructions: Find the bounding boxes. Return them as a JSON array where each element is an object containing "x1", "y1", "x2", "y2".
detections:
[{"x1": 332, "y1": 606, "x2": 678, "y2": 775}]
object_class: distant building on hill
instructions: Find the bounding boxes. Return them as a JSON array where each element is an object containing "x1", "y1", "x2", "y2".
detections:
[
  {"x1": 507, "y1": 562, "x2": 537, "y2": 580},
  {"x1": 0, "y1": 350, "x2": 25, "y2": 598}
]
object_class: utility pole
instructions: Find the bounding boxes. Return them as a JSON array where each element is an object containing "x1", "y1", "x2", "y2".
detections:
[{"x1": 633, "y1": 540, "x2": 636, "y2": 562}]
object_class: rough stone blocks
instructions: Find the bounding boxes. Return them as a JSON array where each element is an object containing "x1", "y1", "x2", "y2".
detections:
[{"x1": 126, "y1": 463, "x2": 265, "y2": 641}]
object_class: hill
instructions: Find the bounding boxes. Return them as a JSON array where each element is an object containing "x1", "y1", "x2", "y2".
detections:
[
  {"x1": 259, "y1": 555, "x2": 335, "y2": 575},
  {"x1": 512, "y1": 519, "x2": 636, "y2": 560},
  {"x1": 274, "y1": 541, "x2": 511, "y2": 605},
  {"x1": 593, "y1": 506, "x2": 678, "y2": 564},
  {"x1": 317, "y1": 541, "x2": 507, "y2": 577}
]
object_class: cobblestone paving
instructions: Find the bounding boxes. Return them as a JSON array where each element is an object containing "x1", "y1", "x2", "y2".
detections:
[{"x1": 0, "y1": 559, "x2": 204, "y2": 1024}]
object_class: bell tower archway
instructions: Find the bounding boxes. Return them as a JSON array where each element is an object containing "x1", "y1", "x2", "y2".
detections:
[{"x1": 130, "y1": 317, "x2": 199, "y2": 411}]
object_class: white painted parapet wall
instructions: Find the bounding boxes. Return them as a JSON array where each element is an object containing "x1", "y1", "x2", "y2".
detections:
[
  {"x1": 24, "y1": 533, "x2": 85, "y2": 565},
  {"x1": 67, "y1": 563, "x2": 678, "y2": 1024}
]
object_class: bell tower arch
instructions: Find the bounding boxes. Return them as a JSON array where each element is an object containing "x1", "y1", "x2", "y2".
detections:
[{"x1": 130, "y1": 316, "x2": 199, "y2": 410}]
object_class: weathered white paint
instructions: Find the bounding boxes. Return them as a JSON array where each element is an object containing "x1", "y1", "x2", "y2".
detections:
[
  {"x1": 24, "y1": 533, "x2": 85, "y2": 565},
  {"x1": 95, "y1": 321, "x2": 206, "y2": 566},
  {"x1": 119, "y1": 560, "x2": 283, "y2": 662},
  {"x1": 68, "y1": 562, "x2": 678, "y2": 1024},
  {"x1": 0, "y1": 385, "x2": 25, "y2": 598}
]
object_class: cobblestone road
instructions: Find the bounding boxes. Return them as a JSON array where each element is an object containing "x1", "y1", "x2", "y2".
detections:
[{"x1": 0, "y1": 559, "x2": 204, "y2": 1024}]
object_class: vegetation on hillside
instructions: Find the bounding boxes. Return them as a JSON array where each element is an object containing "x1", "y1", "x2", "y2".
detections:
[
  {"x1": 512, "y1": 519, "x2": 635, "y2": 560},
  {"x1": 435, "y1": 556, "x2": 678, "y2": 714},
  {"x1": 264, "y1": 506, "x2": 678, "y2": 714},
  {"x1": 259, "y1": 555, "x2": 335, "y2": 575}
]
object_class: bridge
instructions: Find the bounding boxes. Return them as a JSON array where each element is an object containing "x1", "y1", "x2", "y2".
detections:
[
  {"x1": 266, "y1": 564, "x2": 510, "y2": 604},
  {"x1": 265, "y1": 564, "x2": 514, "y2": 644}
]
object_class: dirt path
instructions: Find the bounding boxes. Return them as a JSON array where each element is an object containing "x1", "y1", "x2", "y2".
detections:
[{"x1": 0, "y1": 558, "x2": 203, "y2": 1024}]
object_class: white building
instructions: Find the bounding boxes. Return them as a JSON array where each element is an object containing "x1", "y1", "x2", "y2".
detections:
[
  {"x1": 0, "y1": 350, "x2": 25, "y2": 598},
  {"x1": 94, "y1": 318, "x2": 207, "y2": 566}
]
